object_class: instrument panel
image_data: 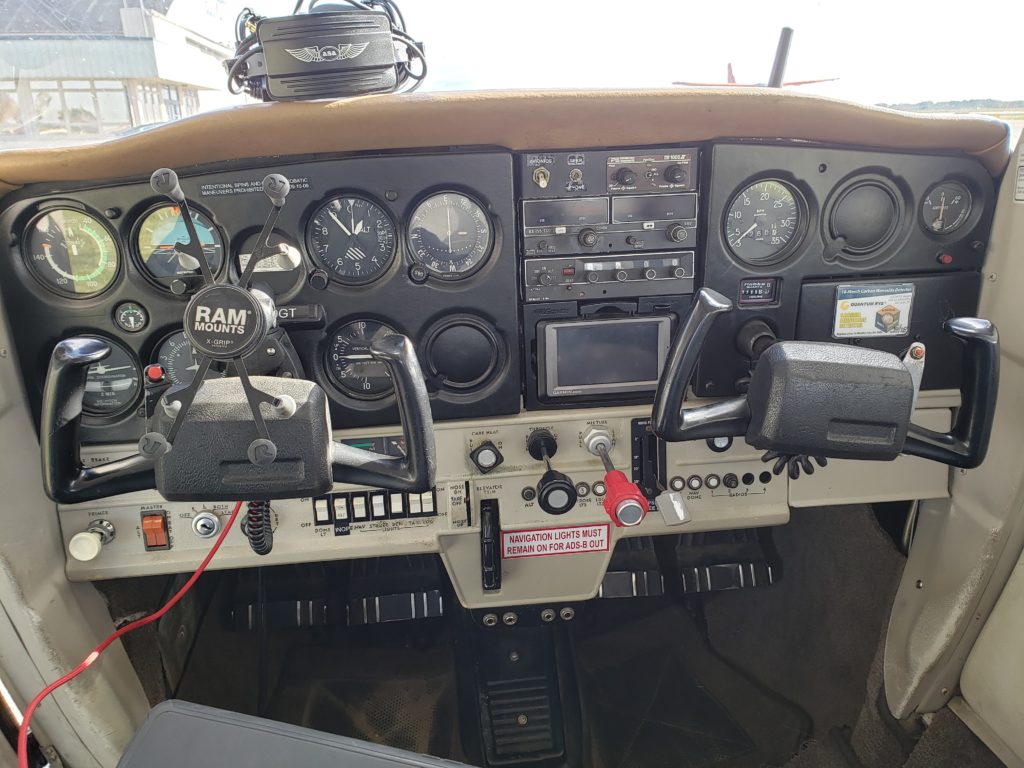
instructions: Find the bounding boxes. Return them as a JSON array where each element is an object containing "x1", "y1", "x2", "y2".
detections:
[
  {"x1": 0, "y1": 140, "x2": 996, "y2": 446},
  {"x1": 0, "y1": 151, "x2": 521, "y2": 441},
  {"x1": 0, "y1": 137, "x2": 998, "y2": 589}
]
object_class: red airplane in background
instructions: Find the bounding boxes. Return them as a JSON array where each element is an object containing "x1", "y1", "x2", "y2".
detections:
[
  {"x1": 674, "y1": 28, "x2": 838, "y2": 88},
  {"x1": 675, "y1": 62, "x2": 838, "y2": 88}
]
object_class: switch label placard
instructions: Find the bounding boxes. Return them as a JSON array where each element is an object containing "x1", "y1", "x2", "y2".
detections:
[{"x1": 502, "y1": 524, "x2": 610, "y2": 559}]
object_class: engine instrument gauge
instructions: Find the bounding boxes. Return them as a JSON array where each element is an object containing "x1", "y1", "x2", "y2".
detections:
[
  {"x1": 24, "y1": 208, "x2": 119, "y2": 297},
  {"x1": 134, "y1": 205, "x2": 224, "y2": 281},
  {"x1": 155, "y1": 331, "x2": 227, "y2": 388},
  {"x1": 306, "y1": 196, "x2": 397, "y2": 285},
  {"x1": 407, "y1": 192, "x2": 493, "y2": 279},
  {"x1": 326, "y1": 320, "x2": 398, "y2": 400},
  {"x1": 82, "y1": 337, "x2": 141, "y2": 417},
  {"x1": 724, "y1": 180, "x2": 803, "y2": 266},
  {"x1": 921, "y1": 181, "x2": 972, "y2": 235}
]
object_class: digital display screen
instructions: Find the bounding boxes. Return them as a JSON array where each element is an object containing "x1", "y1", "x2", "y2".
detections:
[
  {"x1": 611, "y1": 193, "x2": 698, "y2": 223},
  {"x1": 523, "y1": 197, "x2": 609, "y2": 228},
  {"x1": 543, "y1": 318, "x2": 669, "y2": 396}
]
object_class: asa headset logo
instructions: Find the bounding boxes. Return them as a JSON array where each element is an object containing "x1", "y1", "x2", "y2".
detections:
[
  {"x1": 192, "y1": 306, "x2": 250, "y2": 335},
  {"x1": 286, "y1": 42, "x2": 370, "y2": 63}
]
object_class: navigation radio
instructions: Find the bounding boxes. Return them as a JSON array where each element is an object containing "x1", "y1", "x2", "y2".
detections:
[{"x1": 518, "y1": 147, "x2": 699, "y2": 410}]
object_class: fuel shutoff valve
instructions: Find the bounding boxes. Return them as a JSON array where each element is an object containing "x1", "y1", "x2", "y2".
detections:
[{"x1": 583, "y1": 427, "x2": 649, "y2": 527}]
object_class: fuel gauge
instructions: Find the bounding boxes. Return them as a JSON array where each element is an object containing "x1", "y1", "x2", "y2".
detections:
[{"x1": 922, "y1": 181, "x2": 972, "y2": 235}]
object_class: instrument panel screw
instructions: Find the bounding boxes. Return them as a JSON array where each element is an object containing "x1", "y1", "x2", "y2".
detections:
[
  {"x1": 0, "y1": 348, "x2": 7, "y2": 358},
  {"x1": 385, "y1": 190, "x2": 399, "y2": 202},
  {"x1": 516, "y1": 714, "x2": 529, "y2": 727},
  {"x1": 103, "y1": 207, "x2": 121, "y2": 219},
  {"x1": 508, "y1": 650, "x2": 521, "y2": 662},
  {"x1": 482, "y1": 613, "x2": 498, "y2": 627},
  {"x1": 502, "y1": 612, "x2": 518, "y2": 626}
]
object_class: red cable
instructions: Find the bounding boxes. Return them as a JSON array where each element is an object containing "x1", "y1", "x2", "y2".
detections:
[{"x1": 16, "y1": 500, "x2": 244, "y2": 768}]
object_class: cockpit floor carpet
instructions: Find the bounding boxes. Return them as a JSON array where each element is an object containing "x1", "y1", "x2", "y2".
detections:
[
  {"x1": 265, "y1": 637, "x2": 465, "y2": 763},
  {"x1": 573, "y1": 603, "x2": 810, "y2": 768},
  {"x1": 702, "y1": 505, "x2": 905, "y2": 738}
]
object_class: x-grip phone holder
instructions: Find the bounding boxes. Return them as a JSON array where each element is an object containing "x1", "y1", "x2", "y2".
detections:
[
  {"x1": 653, "y1": 288, "x2": 999, "y2": 470},
  {"x1": 42, "y1": 169, "x2": 436, "y2": 506}
]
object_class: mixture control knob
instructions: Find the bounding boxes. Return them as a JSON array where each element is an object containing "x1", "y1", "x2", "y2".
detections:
[
  {"x1": 578, "y1": 228, "x2": 599, "y2": 248},
  {"x1": 664, "y1": 164, "x2": 687, "y2": 184},
  {"x1": 615, "y1": 167, "x2": 637, "y2": 186},
  {"x1": 470, "y1": 441, "x2": 504, "y2": 474},
  {"x1": 667, "y1": 224, "x2": 688, "y2": 243},
  {"x1": 68, "y1": 520, "x2": 115, "y2": 562},
  {"x1": 537, "y1": 469, "x2": 578, "y2": 515}
]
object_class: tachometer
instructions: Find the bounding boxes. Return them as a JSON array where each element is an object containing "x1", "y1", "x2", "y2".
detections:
[
  {"x1": 155, "y1": 331, "x2": 227, "y2": 388},
  {"x1": 24, "y1": 208, "x2": 119, "y2": 298},
  {"x1": 921, "y1": 181, "x2": 972, "y2": 235},
  {"x1": 134, "y1": 205, "x2": 224, "y2": 281},
  {"x1": 82, "y1": 337, "x2": 141, "y2": 417},
  {"x1": 325, "y1": 320, "x2": 398, "y2": 400},
  {"x1": 724, "y1": 180, "x2": 803, "y2": 266},
  {"x1": 407, "y1": 192, "x2": 493, "y2": 279},
  {"x1": 306, "y1": 196, "x2": 397, "y2": 285}
]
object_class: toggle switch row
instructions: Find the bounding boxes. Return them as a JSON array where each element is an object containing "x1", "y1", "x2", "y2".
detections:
[{"x1": 313, "y1": 489, "x2": 438, "y2": 530}]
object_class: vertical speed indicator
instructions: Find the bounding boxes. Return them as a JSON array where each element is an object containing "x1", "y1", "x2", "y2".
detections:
[{"x1": 724, "y1": 180, "x2": 804, "y2": 266}]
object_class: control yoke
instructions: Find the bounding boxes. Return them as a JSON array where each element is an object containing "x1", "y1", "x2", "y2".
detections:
[
  {"x1": 41, "y1": 168, "x2": 436, "y2": 504},
  {"x1": 652, "y1": 288, "x2": 999, "y2": 470}
]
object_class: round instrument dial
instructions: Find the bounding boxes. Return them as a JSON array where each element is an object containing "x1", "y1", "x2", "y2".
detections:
[
  {"x1": 155, "y1": 331, "x2": 227, "y2": 388},
  {"x1": 922, "y1": 181, "x2": 972, "y2": 235},
  {"x1": 83, "y1": 337, "x2": 141, "y2": 417},
  {"x1": 724, "y1": 180, "x2": 803, "y2": 265},
  {"x1": 135, "y1": 205, "x2": 224, "y2": 281},
  {"x1": 24, "y1": 209, "x2": 119, "y2": 297},
  {"x1": 306, "y1": 196, "x2": 397, "y2": 285},
  {"x1": 407, "y1": 192, "x2": 493, "y2": 279},
  {"x1": 326, "y1": 320, "x2": 398, "y2": 400}
]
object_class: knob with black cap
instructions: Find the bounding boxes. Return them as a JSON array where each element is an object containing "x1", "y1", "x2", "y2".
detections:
[
  {"x1": 578, "y1": 228, "x2": 599, "y2": 248},
  {"x1": 664, "y1": 164, "x2": 687, "y2": 185},
  {"x1": 615, "y1": 167, "x2": 637, "y2": 186},
  {"x1": 527, "y1": 429, "x2": 578, "y2": 515},
  {"x1": 667, "y1": 224, "x2": 689, "y2": 243}
]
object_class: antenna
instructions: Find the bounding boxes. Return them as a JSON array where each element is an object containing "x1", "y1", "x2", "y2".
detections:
[{"x1": 768, "y1": 27, "x2": 794, "y2": 88}]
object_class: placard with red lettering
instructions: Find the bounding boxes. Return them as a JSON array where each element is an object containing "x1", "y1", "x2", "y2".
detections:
[{"x1": 501, "y1": 524, "x2": 610, "y2": 559}]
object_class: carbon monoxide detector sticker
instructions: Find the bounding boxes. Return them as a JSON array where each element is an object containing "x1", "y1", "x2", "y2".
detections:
[
  {"x1": 502, "y1": 524, "x2": 610, "y2": 559},
  {"x1": 832, "y1": 283, "x2": 914, "y2": 338}
]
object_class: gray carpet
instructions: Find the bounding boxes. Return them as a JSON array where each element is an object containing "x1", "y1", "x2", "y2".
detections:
[{"x1": 703, "y1": 505, "x2": 905, "y2": 739}]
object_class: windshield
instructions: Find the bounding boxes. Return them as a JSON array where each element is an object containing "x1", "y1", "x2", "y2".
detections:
[{"x1": 1, "y1": 0, "x2": 1021, "y2": 149}]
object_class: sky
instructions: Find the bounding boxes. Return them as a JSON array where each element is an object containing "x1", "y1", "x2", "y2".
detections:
[{"x1": 246, "y1": 0, "x2": 1023, "y2": 105}]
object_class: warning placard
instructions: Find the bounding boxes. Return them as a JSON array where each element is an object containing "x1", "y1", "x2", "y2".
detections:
[
  {"x1": 833, "y1": 283, "x2": 914, "y2": 338},
  {"x1": 502, "y1": 524, "x2": 610, "y2": 559}
]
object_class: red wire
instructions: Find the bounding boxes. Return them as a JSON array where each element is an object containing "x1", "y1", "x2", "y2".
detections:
[{"x1": 16, "y1": 500, "x2": 244, "y2": 768}]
